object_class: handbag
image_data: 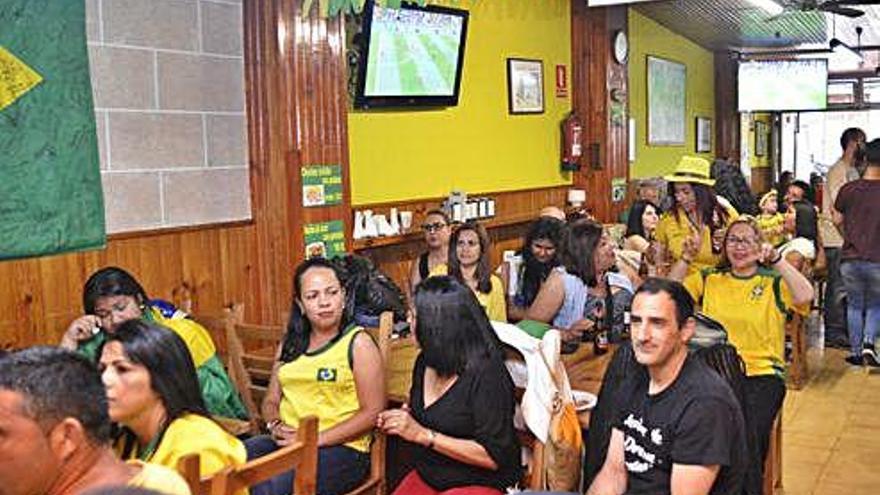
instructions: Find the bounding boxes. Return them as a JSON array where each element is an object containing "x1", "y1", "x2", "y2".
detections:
[{"x1": 537, "y1": 347, "x2": 583, "y2": 491}]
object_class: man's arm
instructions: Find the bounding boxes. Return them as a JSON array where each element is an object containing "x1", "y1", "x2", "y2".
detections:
[
  {"x1": 670, "y1": 464, "x2": 720, "y2": 495},
  {"x1": 587, "y1": 428, "x2": 628, "y2": 495}
]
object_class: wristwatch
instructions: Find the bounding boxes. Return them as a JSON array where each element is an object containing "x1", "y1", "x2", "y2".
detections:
[{"x1": 425, "y1": 429, "x2": 437, "y2": 449}]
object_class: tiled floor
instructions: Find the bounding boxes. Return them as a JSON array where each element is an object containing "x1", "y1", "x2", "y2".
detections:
[{"x1": 780, "y1": 316, "x2": 880, "y2": 495}]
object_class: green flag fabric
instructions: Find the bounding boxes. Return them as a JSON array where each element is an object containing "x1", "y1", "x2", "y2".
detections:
[{"x1": 0, "y1": 0, "x2": 105, "y2": 260}]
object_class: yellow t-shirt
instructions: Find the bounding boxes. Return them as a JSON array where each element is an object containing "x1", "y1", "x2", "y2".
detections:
[
  {"x1": 149, "y1": 307, "x2": 216, "y2": 367},
  {"x1": 756, "y1": 213, "x2": 785, "y2": 247},
  {"x1": 428, "y1": 264, "x2": 508, "y2": 322},
  {"x1": 278, "y1": 325, "x2": 371, "y2": 453},
  {"x1": 121, "y1": 414, "x2": 246, "y2": 495},
  {"x1": 655, "y1": 208, "x2": 738, "y2": 275},
  {"x1": 126, "y1": 460, "x2": 192, "y2": 495},
  {"x1": 683, "y1": 268, "x2": 805, "y2": 378}
]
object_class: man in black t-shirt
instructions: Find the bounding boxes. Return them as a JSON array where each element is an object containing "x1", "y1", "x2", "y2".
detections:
[{"x1": 588, "y1": 278, "x2": 746, "y2": 495}]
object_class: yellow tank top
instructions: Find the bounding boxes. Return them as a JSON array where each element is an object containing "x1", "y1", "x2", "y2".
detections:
[{"x1": 278, "y1": 325, "x2": 370, "y2": 452}]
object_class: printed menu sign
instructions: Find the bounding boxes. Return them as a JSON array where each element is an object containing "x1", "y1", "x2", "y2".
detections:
[
  {"x1": 303, "y1": 220, "x2": 346, "y2": 259},
  {"x1": 301, "y1": 165, "x2": 343, "y2": 207}
]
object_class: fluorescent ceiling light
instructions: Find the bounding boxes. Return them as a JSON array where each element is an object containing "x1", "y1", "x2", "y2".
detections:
[
  {"x1": 745, "y1": 0, "x2": 784, "y2": 16},
  {"x1": 830, "y1": 38, "x2": 864, "y2": 65}
]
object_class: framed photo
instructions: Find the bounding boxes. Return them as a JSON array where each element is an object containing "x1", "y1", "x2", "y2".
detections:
[
  {"x1": 507, "y1": 58, "x2": 544, "y2": 114},
  {"x1": 647, "y1": 55, "x2": 686, "y2": 145},
  {"x1": 695, "y1": 117, "x2": 712, "y2": 153},
  {"x1": 755, "y1": 120, "x2": 768, "y2": 157}
]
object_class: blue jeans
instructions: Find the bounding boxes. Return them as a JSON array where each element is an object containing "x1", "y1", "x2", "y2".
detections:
[
  {"x1": 244, "y1": 435, "x2": 369, "y2": 495},
  {"x1": 840, "y1": 260, "x2": 880, "y2": 355},
  {"x1": 822, "y1": 248, "x2": 848, "y2": 342}
]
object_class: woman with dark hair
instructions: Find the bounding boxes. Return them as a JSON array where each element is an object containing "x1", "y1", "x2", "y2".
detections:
[
  {"x1": 779, "y1": 199, "x2": 820, "y2": 272},
  {"x1": 60, "y1": 266, "x2": 247, "y2": 420},
  {"x1": 378, "y1": 276, "x2": 520, "y2": 495},
  {"x1": 656, "y1": 156, "x2": 737, "y2": 276},
  {"x1": 669, "y1": 217, "x2": 812, "y2": 493},
  {"x1": 711, "y1": 158, "x2": 759, "y2": 215},
  {"x1": 98, "y1": 321, "x2": 246, "y2": 487},
  {"x1": 526, "y1": 220, "x2": 618, "y2": 342},
  {"x1": 430, "y1": 221, "x2": 507, "y2": 321},
  {"x1": 248, "y1": 257, "x2": 384, "y2": 495},
  {"x1": 497, "y1": 217, "x2": 566, "y2": 321},
  {"x1": 622, "y1": 200, "x2": 659, "y2": 254}
]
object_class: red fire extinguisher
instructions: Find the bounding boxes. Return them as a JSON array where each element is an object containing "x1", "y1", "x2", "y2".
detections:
[{"x1": 561, "y1": 112, "x2": 583, "y2": 171}]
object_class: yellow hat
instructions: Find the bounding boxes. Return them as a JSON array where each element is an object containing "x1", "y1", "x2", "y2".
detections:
[
  {"x1": 663, "y1": 156, "x2": 715, "y2": 187},
  {"x1": 759, "y1": 190, "x2": 777, "y2": 208}
]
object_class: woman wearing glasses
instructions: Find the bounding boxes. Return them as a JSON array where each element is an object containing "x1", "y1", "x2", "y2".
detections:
[
  {"x1": 655, "y1": 156, "x2": 737, "y2": 276},
  {"x1": 410, "y1": 209, "x2": 452, "y2": 297},
  {"x1": 670, "y1": 217, "x2": 813, "y2": 492}
]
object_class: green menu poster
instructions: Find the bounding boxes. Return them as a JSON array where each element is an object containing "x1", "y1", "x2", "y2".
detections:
[
  {"x1": 303, "y1": 220, "x2": 346, "y2": 259},
  {"x1": 301, "y1": 164, "x2": 343, "y2": 207}
]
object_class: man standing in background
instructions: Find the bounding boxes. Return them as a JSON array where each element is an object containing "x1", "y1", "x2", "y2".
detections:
[{"x1": 822, "y1": 127, "x2": 865, "y2": 349}]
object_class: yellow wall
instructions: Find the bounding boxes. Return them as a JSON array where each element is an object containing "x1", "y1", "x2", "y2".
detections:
[
  {"x1": 628, "y1": 10, "x2": 715, "y2": 179},
  {"x1": 750, "y1": 113, "x2": 772, "y2": 168},
  {"x1": 348, "y1": 0, "x2": 571, "y2": 205}
]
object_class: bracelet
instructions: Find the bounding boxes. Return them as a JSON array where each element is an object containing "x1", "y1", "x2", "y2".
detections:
[
  {"x1": 425, "y1": 429, "x2": 436, "y2": 449},
  {"x1": 770, "y1": 253, "x2": 783, "y2": 265}
]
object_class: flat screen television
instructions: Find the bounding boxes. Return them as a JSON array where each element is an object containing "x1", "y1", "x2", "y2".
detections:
[
  {"x1": 738, "y1": 59, "x2": 828, "y2": 112},
  {"x1": 354, "y1": 1, "x2": 469, "y2": 109}
]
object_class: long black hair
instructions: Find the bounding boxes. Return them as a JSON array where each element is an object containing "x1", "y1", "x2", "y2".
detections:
[
  {"x1": 668, "y1": 182, "x2": 731, "y2": 241},
  {"x1": 280, "y1": 258, "x2": 352, "y2": 363},
  {"x1": 562, "y1": 219, "x2": 604, "y2": 287},
  {"x1": 711, "y1": 159, "x2": 759, "y2": 215},
  {"x1": 517, "y1": 217, "x2": 566, "y2": 307},
  {"x1": 102, "y1": 320, "x2": 207, "y2": 459},
  {"x1": 624, "y1": 200, "x2": 658, "y2": 240},
  {"x1": 790, "y1": 200, "x2": 819, "y2": 251},
  {"x1": 83, "y1": 267, "x2": 149, "y2": 314},
  {"x1": 448, "y1": 221, "x2": 493, "y2": 294},
  {"x1": 414, "y1": 276, "x2": 504, "y2": 376}
]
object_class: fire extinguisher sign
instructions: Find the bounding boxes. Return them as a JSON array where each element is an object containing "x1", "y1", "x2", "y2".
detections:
[{"x1": 555, "y1": 65, "x2": 568, "y2": 98}]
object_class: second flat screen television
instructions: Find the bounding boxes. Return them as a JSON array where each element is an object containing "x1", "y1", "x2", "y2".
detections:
[
  {"x1": 738, "y1": 59, "x2": 828, "y2": 112},
  {"x1": 354, "y1": 1, "x2": 469, "y2": 109}
]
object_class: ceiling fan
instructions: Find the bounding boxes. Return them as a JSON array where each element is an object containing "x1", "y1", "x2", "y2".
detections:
[{"x1": 789, "y1": 0, "x2": 880, "y2": 18}]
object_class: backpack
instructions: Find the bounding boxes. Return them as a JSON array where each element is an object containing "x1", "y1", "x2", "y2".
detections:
[{"x1": 331, "y1": 255, "x2": 407, "y2": 325}]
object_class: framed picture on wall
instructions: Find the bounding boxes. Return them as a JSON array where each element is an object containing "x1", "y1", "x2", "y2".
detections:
[
  {"x1": 755, "y1": 120, "x2": 768, "y2": 157},
  {"x1": 695, "y1": 117, "x2": 712, "y2": 153},
  {"x1": 507, "y1": 58, "x2": 544, "y2": 114},
  {"x1": 647, "y1": 55, "x2": 686, "y2": 145}
]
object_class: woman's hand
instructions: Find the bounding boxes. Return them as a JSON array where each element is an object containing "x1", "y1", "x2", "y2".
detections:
[
  {"x1": 561, "y1": 318, "x2": 595, "y2": 342},
  {"x1": 60, "y1": 315, "x2": 102, "y2": 349},
  {"x1": 759, "y1": 243, "x2": 781, "y2": 265},
  {"x1": 681, "y1": 229, "x2": 702, "y2": 263},
  {"x1": 377, "y1": 406, "x2": 430, "y2": 446},
  {"x1": 270, "y1": 421, "x2": 298, "y2": 446}
]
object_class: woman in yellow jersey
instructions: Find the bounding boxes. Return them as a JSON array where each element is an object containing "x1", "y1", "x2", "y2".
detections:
[
  {"x1": 98, "y1": 320, "x2": 246, "y2": 489},
  {"x1": 655, "y1": 156, "x2": 737, "y2": 276},
  {"x1": 60, "y1": 267, "x2": 248, "y2": 420},
  {"x1": 429, "y1": 221, "x2": 507, "y2": 322},
  {"x1": 670, "y1": 217, "x2": 813, "y2": 493},
  {"x1": 249, "y1": 258, "x2": 385, "y2": 495}
]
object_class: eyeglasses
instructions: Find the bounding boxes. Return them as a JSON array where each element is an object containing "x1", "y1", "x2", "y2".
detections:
[
  {"x1": 725, "y1": 236, "x2": 757, "y2": 247},
  {"x1": 422, "y1": 222, "x2": 447, "y2": 233}
]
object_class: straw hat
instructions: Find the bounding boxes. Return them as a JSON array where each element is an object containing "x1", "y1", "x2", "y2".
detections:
[{"x1": 663, "y1": 156, "x2": 715, "y2": 187}]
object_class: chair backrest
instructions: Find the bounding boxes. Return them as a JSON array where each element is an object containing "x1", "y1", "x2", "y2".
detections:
[
  {"x1": 223, "y1": 304, "x2": 286, "y2": 423},
  {"x1": 178, "y1": 415, "x2": 319, "y2": 495},
  {"x1": 344, "y1": 311, "x2": 393, "y2": 495}
]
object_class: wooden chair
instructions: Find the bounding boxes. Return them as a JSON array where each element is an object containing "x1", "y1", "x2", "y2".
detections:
[
  {"x1": 223, "y1": 303, "x2": 286, "y2": 425},
  {"x1": 178, "y1": 415, "x2": 319, "y2": 495},
  {"x1": 345, "y1": 311, "x2": 393, "y2": 495},
  {"x1": 784, "y1": 254, "x2": 814, "y2": 390},
  {"x1": 762, "y1": 412, "x2": 783, "y2": 495}
]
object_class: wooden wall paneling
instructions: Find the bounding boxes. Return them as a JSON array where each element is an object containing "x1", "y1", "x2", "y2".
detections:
[
  {"x1": 570, "y1": 3, "x2": 629, "y2": 223},
  {"x1": 714, "y1": 51, "x2": 740, "y2": 162}
]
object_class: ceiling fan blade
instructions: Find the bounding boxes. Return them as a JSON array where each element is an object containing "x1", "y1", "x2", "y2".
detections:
[
  {"x1": 822, "y1": 5, "x2": 867, "y2": 16},
  {"x1": 823, "y1": 0, "x2": 880, "y2": 6}
]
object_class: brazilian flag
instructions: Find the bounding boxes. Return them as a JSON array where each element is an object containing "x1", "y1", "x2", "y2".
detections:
[{"x1": 0, "y1": 0, "x2": 105, "y2": 260}]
